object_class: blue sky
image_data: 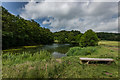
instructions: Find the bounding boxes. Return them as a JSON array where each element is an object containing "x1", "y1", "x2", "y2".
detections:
[
  {"x1": 2, "y1": 2, "x2": 59, "y2": 29},
  {"x1": 2, "y1": 2, "x2": 28, "y2": 15},
  {"x1": 1, "y1": 0, "x2": 119, "y2": 33},
  {"x1": 2, "y1": 2, "x2": 49, "y2": 28}
]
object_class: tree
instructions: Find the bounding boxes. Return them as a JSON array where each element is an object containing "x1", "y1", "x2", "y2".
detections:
[
  {"x1": 2, "y1": 6, "x2": 54, "y2": 49},
  {"x1": 75, "y1": 33, "x2": 83, "y2": 43},
  {"x1": 97, "y1": 32, "x2": 120, "y2": 41},
  {"x1": 79, "y1": 29, "x2": 99, "y2": 47},
  {"x1": 68, "y1": 32, "x2": 75, "y2": 42},
  {"x1": 58, "y1": 33, "x2": 66, "y2": 43},
  {"x1": 53, "y1": 30, "x2": 81, "y2": 43}
]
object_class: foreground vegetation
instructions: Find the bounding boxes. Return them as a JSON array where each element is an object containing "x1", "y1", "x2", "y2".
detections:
[
  {"x1": 3, "y1": 57, "x2": 118, "y2": 78},
  {"x1": 2, "y1": 41, "x2": 119, "y2": 78}
]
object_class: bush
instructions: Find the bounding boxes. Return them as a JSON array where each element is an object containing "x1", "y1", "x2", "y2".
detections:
[
  {"x1": 79, "y1": 29, "x2": 99, "y2": 47},
  {"x1": 66, "y1": 47, "x2": 97, "y2": 56}
]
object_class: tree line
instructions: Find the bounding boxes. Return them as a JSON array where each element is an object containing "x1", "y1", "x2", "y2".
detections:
[
  {"x1": 53, "y1": 30, "x2": 82, "y2": 43},
  {"x1": 53, "y1": 29, "x2": 99, "y2": 47},
  {"x1": 97, "y1": 32, "x2": 120, "y2": 41}
]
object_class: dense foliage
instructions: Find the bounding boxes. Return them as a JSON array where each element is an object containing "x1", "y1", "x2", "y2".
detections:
[
  {"x1": 54, "y1": 31, "x2": 120, "y2": 44},
  {"x1": 54, "y1": 30, "x2": 82, "y2": 43},
  {"x1": 2, "y1": 7, "x2": 54, "y2": 49},
  {"x1": 97, "y1": 32, "x2": 120, "y2": 41},
  {"x1": 79, "y1": 29, "x2": 99, "y2": 47}
]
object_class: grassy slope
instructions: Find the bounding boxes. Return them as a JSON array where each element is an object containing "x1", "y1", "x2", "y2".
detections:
[
  {"x1": 98, "y1": 41, "x2": 119, "y2": 47},
  {"x1": 2, "y1": 41, "x2": 119, "y2": 78}
]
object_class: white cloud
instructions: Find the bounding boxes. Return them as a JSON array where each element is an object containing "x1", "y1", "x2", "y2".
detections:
[
  {"x1": 20, "y1": 0, "x2": 118, "y2": 33},
  {"x1": 42, "y1": 20, "x2": 51, "y2": 25}
]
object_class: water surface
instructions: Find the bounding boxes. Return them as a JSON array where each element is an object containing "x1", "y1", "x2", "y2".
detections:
[{"x1": 3, "y1": 43, "x2": 77, "y2": 58}]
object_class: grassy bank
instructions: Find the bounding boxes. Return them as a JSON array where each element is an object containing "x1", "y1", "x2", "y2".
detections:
[
  {"x1": 67, "y1": 45, "x2": 118, "y2": 59},
  {"x1": 2, "y1": 41, "x2": 119, "y2": 78},
  {"x1": 3, "y1": 50, "x2": 51, "y2": 66},
  {"x1": 3, "y1": 57, "x2": 118, "y2": 78}
]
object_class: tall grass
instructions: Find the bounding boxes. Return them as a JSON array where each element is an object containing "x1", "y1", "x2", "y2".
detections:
[
  {"x1": 3, "y1": 50, "x2": 51, "y2": 66},
  {"x1": 3, "y1": 56, "x2": 118, "y2": 78}
]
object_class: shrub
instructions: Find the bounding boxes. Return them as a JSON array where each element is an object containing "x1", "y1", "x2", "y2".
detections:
[
  {"x1": 66, "y1": 47, "x2": 97, "y2": 56},
  {"x1": 79, "y1": 29, "x2": 99, "y2": 47}
]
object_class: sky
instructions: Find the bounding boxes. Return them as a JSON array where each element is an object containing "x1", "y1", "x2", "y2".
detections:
[{"x1": 1, "y1": 0, "x2": 119, "y2": 33}]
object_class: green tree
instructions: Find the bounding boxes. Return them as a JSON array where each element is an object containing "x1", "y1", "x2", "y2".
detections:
[
  {"x1": 68, "y1": 32, "x2": 75, "y2": 42},
  {"x1": 79, "y1": 29, "x2": 99, "y2": 47},
  {"x1": 53, "y1": 30, "x2": 81, "y2": 43},
  {"x1": 58, "y1": 33, "x2": 66, "y2": 43},
  {"x1": 2, "y1": 6, "x2": 54, "y2": 49},
  {"x1": 75, "y1": 33, "x2": 83, "y2": 43}
]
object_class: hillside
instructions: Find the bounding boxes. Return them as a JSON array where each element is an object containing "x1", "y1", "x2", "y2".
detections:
[{"x1": 2, "y1": 6, "x2": 54, "y2": 49}]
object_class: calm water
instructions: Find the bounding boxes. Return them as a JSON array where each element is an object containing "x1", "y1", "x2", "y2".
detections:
[{"x1": 3, "y1": 43, "x2": 77, "y2": 58}]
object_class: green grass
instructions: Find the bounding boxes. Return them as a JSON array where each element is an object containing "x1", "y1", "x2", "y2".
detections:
[
  {"x1": 3, "y1": 50, "x2": 51, "y2": 66},
  {"x1": 66, "y1": 41, "x2": 119, "y2": 65},
  {"x1": 2, "y1": 41, "x2": 119, "y2": 78},
  {"x1": 54, "y1": 40, "x2": 59, "y2": 43},
  {"x1": 3, "y1": 48, "x2": 22, "y2": 52},
  {"x1": 61, "y1": 56, "x2": 118, "y2": 78},
  {"x1": 3, "y1": 45, "x2": 43, "y2": 52},
  {"x1": 23, "y1": 46, "x2": 38, "y2": 48},
  {"x1": 67, "y1": 41, "x2": 119, "y2": 58},
  {"x1": 98, "y1": 41, "x2": 119, "y2": 47},
  {"x1": 66, "y1": 47, "x2": 97, "y2": 56},
  {"x1": 2, "y1": 56, "x2": 118, "y2": 78},
  {"x1": 67, "y1": 46, "x2": 118, "y2": 59}
]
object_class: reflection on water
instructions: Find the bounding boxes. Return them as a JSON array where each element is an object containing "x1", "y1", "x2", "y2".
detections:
[
  {"x1": 3, "y1": 43, "x2": 77, "y2": 58},
  {"x1": 52, "y1": 52, "x2": 66, "y2": 58}
]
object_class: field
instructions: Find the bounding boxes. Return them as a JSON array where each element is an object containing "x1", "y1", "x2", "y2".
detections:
[
  {"x1": 98, "y1": 41, "x2": 119, "y2": 47},
  {"x1": 2, "y1": 41, "x2": 119, "y2": 78}
]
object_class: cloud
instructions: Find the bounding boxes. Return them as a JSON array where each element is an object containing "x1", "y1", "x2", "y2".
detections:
[
  {"x1": 20, "y1": 0, "x2": 118, "y2": 33},
  {"x1": 42, "y1": 20, "x2": 51, "y2": 25}
]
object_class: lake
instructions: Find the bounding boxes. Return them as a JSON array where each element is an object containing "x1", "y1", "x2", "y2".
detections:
[{"x1": 3, "y1": 43, "x2": 78, "y2": 58}]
